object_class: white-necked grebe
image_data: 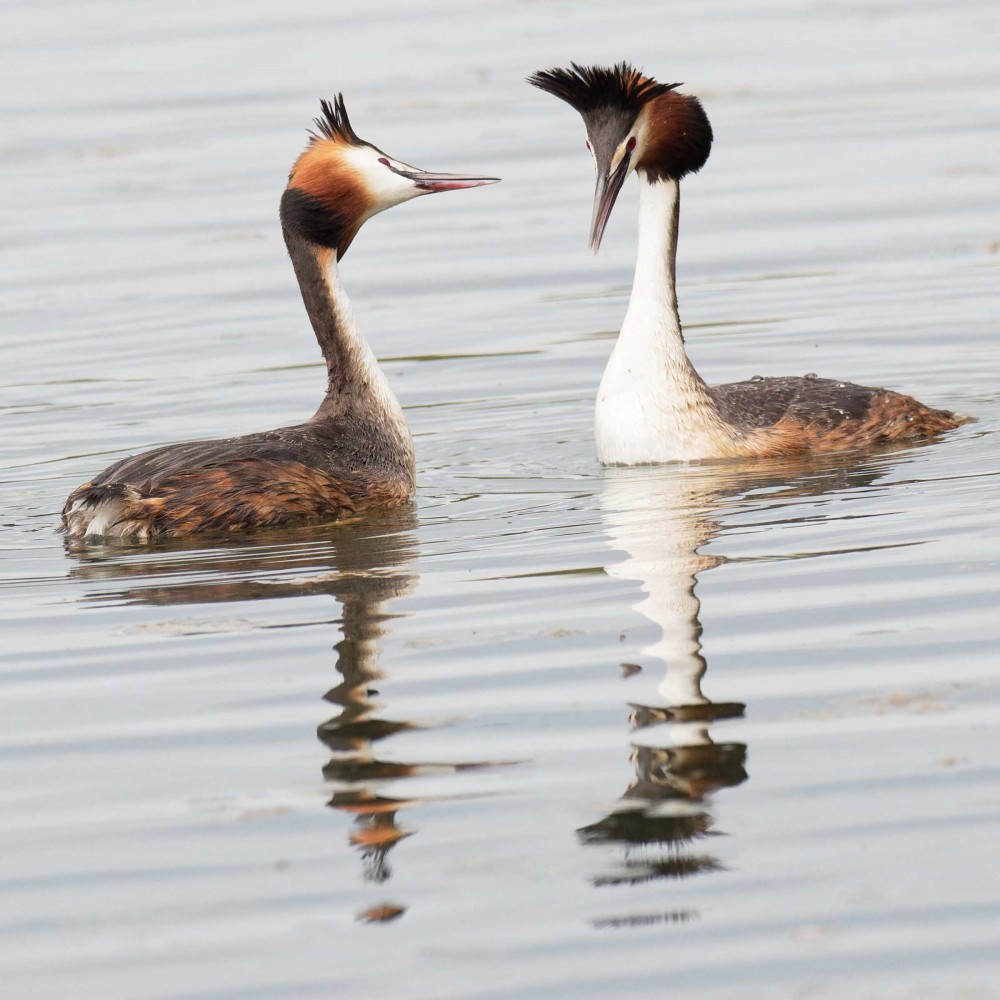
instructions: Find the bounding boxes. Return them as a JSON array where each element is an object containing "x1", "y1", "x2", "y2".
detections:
[{"x1": 529, "y1": 63, "x2": 967, "y2": 464}]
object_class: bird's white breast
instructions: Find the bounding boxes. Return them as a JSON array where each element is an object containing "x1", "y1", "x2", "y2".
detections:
[{"x1": 595, "y1": 302, "x2": 727, "y2": 464}]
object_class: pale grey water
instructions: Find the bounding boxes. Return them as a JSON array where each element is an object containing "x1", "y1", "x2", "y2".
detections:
[{"x1": 2, "y1": 1, "x2": 1000, "y2": 997}]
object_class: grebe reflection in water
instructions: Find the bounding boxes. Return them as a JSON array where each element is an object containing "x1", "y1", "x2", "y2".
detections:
[
  {"x1": 67, "y1": 515, "x2": 508, "y2": 923},
  {"x1": 581, "y1": 456, "x2": 890, "y2": 908}
]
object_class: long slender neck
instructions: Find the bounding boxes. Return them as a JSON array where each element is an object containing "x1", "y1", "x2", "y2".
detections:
[
  {"x1": 283, "y1": 231, "x2": 413, "y2": 473},
  {"x1": 621, "y1": 176, "x2": 707, "y2": 386},
  {"x1": 595, "y1": 175, "x2": 729, "y2": 464}
]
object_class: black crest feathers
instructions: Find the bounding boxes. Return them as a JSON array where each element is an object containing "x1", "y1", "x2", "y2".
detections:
[
  {"x1": 310, "y1": 94, "x2": 365, "y2": 146},
  {"x1": 527, "y1": 62, "x2": 677, "y2": 114}
]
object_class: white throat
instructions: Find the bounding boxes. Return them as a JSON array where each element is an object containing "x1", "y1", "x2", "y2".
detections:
[{"x1": 594, "y1": 176, "x2": 729, "y2": 464}]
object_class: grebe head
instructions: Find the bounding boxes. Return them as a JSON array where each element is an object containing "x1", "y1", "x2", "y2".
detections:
[
  {"x1": 528, "y1": 62, "x2": 712, "y2": 250},
  {"x1": 282, "y1": 95, "x2": 499, "y2": 258}
]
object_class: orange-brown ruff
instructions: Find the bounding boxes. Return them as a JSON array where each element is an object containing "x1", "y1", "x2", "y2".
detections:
[
  {"x1": 528, "y1": 63, "x2": 968, "y2": 464},
  {"x1": 63, "y1": 96, "x2": 497, "y2": 539}
]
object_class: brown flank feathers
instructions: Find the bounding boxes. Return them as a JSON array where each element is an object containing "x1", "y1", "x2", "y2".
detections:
[{"x1": 64, "y1": 459, "x2": 410, "y2": 539}]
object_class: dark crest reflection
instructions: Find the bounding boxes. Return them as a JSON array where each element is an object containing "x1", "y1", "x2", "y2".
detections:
[
  {"x1": 66, "y1": 510, "x2": 498, "y2": 923},
  {"x1": 585, "y1": 456, "x2": 889, "y2": 920}
]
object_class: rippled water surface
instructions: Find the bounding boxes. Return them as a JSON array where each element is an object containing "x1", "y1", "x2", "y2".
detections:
[{"x1": 3, "y1": 1, "x2": 1000, "y2": 997}]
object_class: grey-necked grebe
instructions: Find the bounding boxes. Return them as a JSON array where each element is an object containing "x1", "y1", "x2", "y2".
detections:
[{"x1": 63, "y1": 96, "x2": 498, "y2": 539}]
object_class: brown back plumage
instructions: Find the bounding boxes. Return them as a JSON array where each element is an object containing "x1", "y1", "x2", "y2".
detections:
[
  {"x1": 711, "y1": 375, "x2": 969, "y2": 457},
  {"x1": 64, "y1": 458, "x2": 409, "y2": 539}
]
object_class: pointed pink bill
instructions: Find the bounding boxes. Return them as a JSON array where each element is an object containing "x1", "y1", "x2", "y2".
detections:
[{"x1": 405, "y1": 169, "x2": 500, "y2": 192}]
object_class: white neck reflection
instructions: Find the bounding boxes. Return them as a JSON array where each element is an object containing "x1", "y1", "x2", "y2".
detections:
[{"x1": 601, "y1": 466, "x2": 724, "y2": 746}]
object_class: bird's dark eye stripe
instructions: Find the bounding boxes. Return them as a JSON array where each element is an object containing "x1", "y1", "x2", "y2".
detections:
[
  {"x1": 376, "y1": 156, "x2": 416, "y2": 181},
  {"x1": 379, "y1": 156, "x2": 408, "y2": 178}
]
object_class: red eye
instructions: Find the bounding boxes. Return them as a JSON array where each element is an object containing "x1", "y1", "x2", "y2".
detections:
[
  {"x1": 378, "y1": 157, "x2": 390, "y2": 166},
  {"x1": 585, "y1": 140, "x2": 591, "y2": 151},
  {"x1": 626, "y1": 136, "x2": 636, "y2": 151}
]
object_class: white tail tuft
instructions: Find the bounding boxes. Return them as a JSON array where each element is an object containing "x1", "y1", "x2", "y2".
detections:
[{"x1": 63, "y1": 487, "x2": 146, "y2": 540}]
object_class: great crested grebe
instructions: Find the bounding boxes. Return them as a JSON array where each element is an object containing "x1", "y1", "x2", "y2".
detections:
[
  {"x1": 529, "y1": 63, "x2": 968, "y2": 465},
  {"x1": 63, "y1": 96, "x2": 498, "y2": 539}
]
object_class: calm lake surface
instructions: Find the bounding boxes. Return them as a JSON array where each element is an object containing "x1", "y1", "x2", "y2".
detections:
[{"x1": 2, "y1": 1, "x2": 999, "y2": 997}]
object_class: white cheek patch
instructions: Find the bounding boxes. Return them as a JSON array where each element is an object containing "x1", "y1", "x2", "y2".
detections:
[
  {"x1": 341, "y1": 145, "x2": 419, "y2": 211},
  {"x1": 611, "y1": 131, "x2": 642, "y2": 176},
  {"x1": 633, "y1": 117, "x2": 651, "y2": 162}
]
